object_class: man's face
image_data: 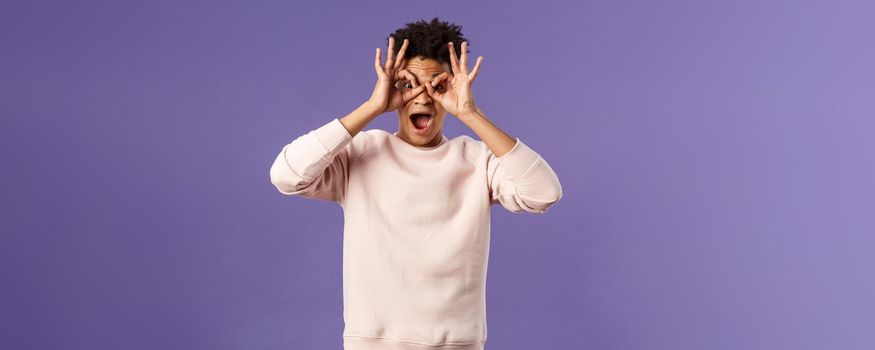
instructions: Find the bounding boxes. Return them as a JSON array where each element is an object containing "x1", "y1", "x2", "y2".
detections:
[{"x1": 395, "y1": 56, "x2": 452, "y2": 147}]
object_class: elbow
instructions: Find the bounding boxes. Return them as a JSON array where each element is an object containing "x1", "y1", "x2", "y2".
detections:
[
  {"x1": 524, "y1": 197, "x2": 560, "y2": 214},
  {"x1": 269, "y1": 158, "x2": 305, "y2": 194},
  {"x1": 270, "y1": 173, "x2": 292, "y2": 194},
  {"x1": 269, "y1": 168, "x2": 293, "y2": 194},
  {"x1": 498, "y1": 180, "x2": 563, "y2": 214},
  {"x1": 523, "y1": 183, "x2": 563, "y2": 214},
  {"x1": 543, "y1": 178, "x2": 564, "y2": 210},
  {"x1": 546, "y1": 181, "x2": 564, "y2": 204}
]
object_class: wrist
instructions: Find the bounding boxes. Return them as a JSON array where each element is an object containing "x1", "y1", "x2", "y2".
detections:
[
  {"x1": 457, "y1": 106, "x2": 483, "y2": 121},
  {"x1": 361, "y1": 100, "x2": 384, "y2": 118}
]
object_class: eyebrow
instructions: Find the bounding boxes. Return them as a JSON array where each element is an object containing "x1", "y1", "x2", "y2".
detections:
[{"x1": 405, "y1": 73, "x2": 443, "y2": 82}]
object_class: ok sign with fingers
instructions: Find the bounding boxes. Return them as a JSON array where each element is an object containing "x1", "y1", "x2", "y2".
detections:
[
  {"x1": 368, "y1": 37, "x2": 427, "y2": 115},
  {"x1": 424, "y1": 41, "x2": 484, "y2": 118}
]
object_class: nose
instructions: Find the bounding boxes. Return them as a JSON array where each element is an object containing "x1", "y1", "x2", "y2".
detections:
[{"x1": 412, "y1": 87, "x2": 432, "y2": 105}]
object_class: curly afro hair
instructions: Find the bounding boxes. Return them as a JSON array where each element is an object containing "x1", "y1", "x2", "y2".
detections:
[{"x1": 388, "y1": 17, "x2": 469, "y2": 71}]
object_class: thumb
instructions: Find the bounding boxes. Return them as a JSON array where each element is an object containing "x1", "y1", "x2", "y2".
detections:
[
  {"x1": 424, "y1": 80, "x2": 440, "y2": 98},
  {"x1": 403, "y1": 85, "x2": 425, "y2": 102}
]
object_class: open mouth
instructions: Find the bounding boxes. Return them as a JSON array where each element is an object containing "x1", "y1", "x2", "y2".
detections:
[{"x1": 409, "y1": 113, "x2": 433, "y2": 135}]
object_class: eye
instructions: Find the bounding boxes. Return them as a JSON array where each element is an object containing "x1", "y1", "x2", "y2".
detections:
[
  {"x1": 435, "y1": 84, "x2": 444, "y2": 91},
  {"x1": 396, "y1": 80, "x2": 414, "y2": 90}
]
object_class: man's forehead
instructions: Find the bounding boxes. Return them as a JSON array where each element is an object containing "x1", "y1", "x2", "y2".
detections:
[{"x1": 402, "y1": 57, "x2": 451, "y2": 80}]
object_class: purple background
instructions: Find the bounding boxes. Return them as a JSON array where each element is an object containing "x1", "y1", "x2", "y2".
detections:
[{"x1": 3, "y1": 1, "x2": 874, "y2": 349}]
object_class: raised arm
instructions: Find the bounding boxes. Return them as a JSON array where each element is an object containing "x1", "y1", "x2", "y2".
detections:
[
  {"x1": 424, "y1": 41, "x2": 562, "y2": 213},
  {"x1": 269, "y1": 36, "x2": 424, "y2": 204}
]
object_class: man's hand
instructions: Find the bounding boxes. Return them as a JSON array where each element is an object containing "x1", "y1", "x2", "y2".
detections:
[
  {"x1": 424, "y1": 41, "x2": 484, "y2": 118},
  {"x1": 387, "y1": 70, "x2": 425, "y2": 112},
  {"x1": 366, "y1": 37, "x2": 426, "y2": 115}
]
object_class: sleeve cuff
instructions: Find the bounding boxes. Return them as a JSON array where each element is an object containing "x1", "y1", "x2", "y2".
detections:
[
  {"x1": 496, "y1": 138, "x2": 542, "y2": 179},
  {"x1": 312, "y1": 118, "x2": 353, "y2": 154}
]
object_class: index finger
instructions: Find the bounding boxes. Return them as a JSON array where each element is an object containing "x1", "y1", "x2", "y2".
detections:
[
  {"x1": 396, "y1": 69, "x2": 419, "y2": 88},
  {"x1": 447, "y1": 42, "x2": 461, "y2": 75},
  {"x1": 460, "y1": 41, "x2": 468, "y2": 74},
  {"x1": 393, "y1": 39, "x2": 409, "y2": 70},
  {"x1": 384, "y1": 36, "x2": 396, "y2": 70}
]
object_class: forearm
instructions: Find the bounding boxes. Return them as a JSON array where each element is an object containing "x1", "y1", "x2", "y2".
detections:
[
  {"x1": 458, "y1": 107, "x2": 517, "y2": 157},
  {"x1": 340, "y1": 101, "x2": 382, "y2": 137}
]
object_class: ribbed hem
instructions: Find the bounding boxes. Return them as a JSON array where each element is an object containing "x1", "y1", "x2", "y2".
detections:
[
  {"x1": 343, "y1": 335, "x2": 486, "y2": 350},
  {"x1": 312, "y1": 118, "x2": 353, "y2": 153},
  {"x1": 495, "y1": 138, "x2": 541, "y2": 179}
]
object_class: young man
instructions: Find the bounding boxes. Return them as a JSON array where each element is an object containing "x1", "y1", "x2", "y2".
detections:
[{"x1": 269, "y1": 18, "x2": 562, "y2": 350}]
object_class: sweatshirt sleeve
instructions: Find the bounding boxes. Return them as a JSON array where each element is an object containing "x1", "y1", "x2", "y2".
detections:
[
  {"x1": 269, "y1": 118, "x2": 354, "y2": 205},
  {"x1": 486, "y1": 138, "x2": 563, "y2": 214}
]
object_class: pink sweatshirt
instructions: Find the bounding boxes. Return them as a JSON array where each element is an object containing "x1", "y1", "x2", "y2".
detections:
[{"x1": 269, "y1": 117, "x2": 563, "y2": 350}]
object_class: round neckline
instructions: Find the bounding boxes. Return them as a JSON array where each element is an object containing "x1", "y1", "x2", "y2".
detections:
[{"x1": 391, "y1": 131, "x2": 448, "y2": 150}]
